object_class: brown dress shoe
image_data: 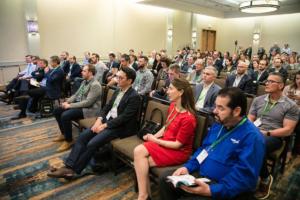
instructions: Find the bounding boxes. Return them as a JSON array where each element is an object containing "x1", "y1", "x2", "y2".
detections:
[
  {"x1": 52, "y1": 135, "x2": 65, "y2": 142},
  {"x1": 56, "y1": 141, "x2": 74, "y2": 152},
  {"x1": 47, "y1": 167, "x2": 75, "y2": 178}
]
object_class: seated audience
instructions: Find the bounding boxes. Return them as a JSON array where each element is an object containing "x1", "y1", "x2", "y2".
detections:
[
  {"x1": 212, "y1": 51, "x2": 223, "y2": 76},
  {"x1": 13, "y1": 56, "x2": 64, "y2": 119},
  {"x1": 64, "y1": 55, "x2": 82, "y2": 96},
  {"x1": 194, "y1": 66, "x2": 221, "y2": 114},
  {"x1": 254, "y1": 59, "x2": 269, "y2": 84},
  {"x1": 223, "y1": 57, "x2": 235, "y2": 75},
  {"x1": 150, "y1": 64, "x2": 180, "y2": 101},
  {"x1": 186, "y1": 59, "x2": 204, "y2": 84},
  {"x1": 82, "y1": 51, "x2": 91, "y2": 65},
  {"x1": 134, "y1": 78, "x2": 197, "y2": 200},
  {"x1": 53, "y1": 64, "x2": 102, "y2": 152},
  {"x1": 107, "y1": 52, "x2": 120, "y2": 70},
  {"x1": 132, "y1": 56, "x2": 154, "y2": 95},
  {"x1": 248, "y1": 72, "x2": 299, "y2": 199},
  {"x1": 181, "y1": 56, "x2": 196, "y2": 73},
  {"x1": 129, "y1": 54, "x2": 138, "y2": 71},
  {"x1": 47, "y1": 67, "x2": 141, "y2": 178},
  {"x1": 152, "y1": 53, "x2": 162, "y2": 76},
  {"x1": 107, "y1": 54, "x2": 131, "y2": 87},
  {"x1": 92, "y1": 53, "x2": 108, "y2": 84},
  {"x1": 3, "y1": 55, "x2": 37, "y2": 102},
  {"x1": 60, "y1": 51, "x2": 70, "y2": 74},
  {"x1": 106, "y1": 65, "x2": 119, "y2": 86},
  {"x1": 225, "y1": 61, "x2": 256, "y2": 94},
  {"x1": 157, "y1": 57, "x2": 170, "y2": 81},
  {"x1": 159, "y1": 87, "x2": 265, "y2": 200},
  {"x1": 269, "y1": 58, "x2": 288, "y2": 81}
]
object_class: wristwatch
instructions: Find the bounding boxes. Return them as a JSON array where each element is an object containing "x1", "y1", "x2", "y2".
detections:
[{"x1": 267, "y1": 131, "x2": 271, "y2": 136}]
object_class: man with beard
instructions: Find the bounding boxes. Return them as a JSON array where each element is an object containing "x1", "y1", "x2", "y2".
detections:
[
  {"x1": 159, "y1": 87, "x2": 265, "y2": 200},
  {"x1": 132, "y1": 56, "x2": 154, "y2": 95}
]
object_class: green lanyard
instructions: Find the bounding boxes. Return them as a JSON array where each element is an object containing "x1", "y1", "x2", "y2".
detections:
[
  {"x1": 259, "y1": 100, "x2": 277, "y2": 118},
  {"x1": 207, "y1": 117, "x2": 247, "y2": 152}
]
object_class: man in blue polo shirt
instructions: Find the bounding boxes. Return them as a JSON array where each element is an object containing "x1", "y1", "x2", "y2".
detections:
[{"x1": 159, "y1": 87, "x2": 265, "y2": 200}]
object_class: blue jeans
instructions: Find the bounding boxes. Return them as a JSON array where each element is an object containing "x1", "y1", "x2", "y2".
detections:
[
  {"x1": 64, "y1": 127, "x2": 124, "y2": 174},
  {"x1": 54, "y1": 107, "x2": 83, "y2": 142}
]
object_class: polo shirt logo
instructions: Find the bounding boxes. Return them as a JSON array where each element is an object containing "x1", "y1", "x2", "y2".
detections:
[{"x1": 230, "y1": 138, "x2": 240, "y2": 144}]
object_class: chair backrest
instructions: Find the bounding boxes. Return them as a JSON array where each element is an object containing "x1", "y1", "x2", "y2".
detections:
[
  {"x1": 193, "y1": 113, "x2": 209, "y2": 151},
  {"x1": 245, "y1": 93, "x2": 255, "y2": 114},
  {"x1": 106, "y1": 87, "x2": 116, "y2": 104},
  {"x1": 100, "y1": 84, "x2": 108, "y2": 108},
  {"x1": 215, "y1": 78, "x2": 226, "y2": 88},
  {"x1": 144, "y1": 98, "x2": 170, "y2": 125},
  {"x1": 156, "y1": 79, "x2": 166, "y2": 90},
  {"x1": 256, "y1": 84, "x2": 266, "y2": 96}
]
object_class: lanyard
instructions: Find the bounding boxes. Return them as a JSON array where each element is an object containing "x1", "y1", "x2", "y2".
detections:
[
  {"x1": 259, "y1": 100, "x2": 277, "y2": 118},
  {"x1": 164, "y1": 106, "x2": 182, "y2": 129},
  {"x1": 207, "y1": 117, "x2": 247, "y2": 152}
]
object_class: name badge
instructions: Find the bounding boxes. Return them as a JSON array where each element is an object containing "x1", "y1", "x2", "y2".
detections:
[
  {"x1": 197, "y1": 149, "x2": 208, "y2": 164},
  {"x1": 253, "y1": 118, "x2": 262, "y2": 127}
]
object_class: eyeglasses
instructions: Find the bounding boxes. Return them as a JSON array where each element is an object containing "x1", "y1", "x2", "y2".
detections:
[
  {"x1": 265, "y1": 80, "x2": 282, "y2": 84},
  {"x1": 116, "y1": 75, "x2": 126, "y2": 80}
]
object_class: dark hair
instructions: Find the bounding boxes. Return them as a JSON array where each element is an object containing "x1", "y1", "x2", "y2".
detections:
[
  {"x1": 109, "y1": 53, "x2": 116, "y2": 58},
  {"x1": 50, "y1": 56, "x2": 60, "y2": 65},
  {"x1": 25, "y1": 55, "x2": 32, "y2": 58},
  {"x1": 160, "y1": 57, "x2": 171, "y2": 66},
  {"x1": 85, "y1": 64, "x2": 96, "y2": 75},
  {"x1": 260, "y1": 59, "x2": 268, "y2": 66},
  {"x1": 227, "y1": 57, "x2": 232, "y2": 65},
  {"x1": 121, "y1": 54, "x2": 130, "y2": 62},
  {"x1": 169, "y1": 64, "x2": 180, "y2": 74},
  {"x1": 139, "y1": 55, "x2": 149, "y2": 62},
  {"x1": 269, "y1": 72, "x2": 285, "y2": 84},
  {"x1": 62, "y1": 51, "x2": 69, "y2": 56},
  {"x1": 217, "y1": 87, "x2": 247, "y2": 117},
  {"x1": 39, "y1": 59, "x2": 48, "y2": 66},
  {"x1": 291, "y1": 71, "x2": 300, "y2": 89},
  {"x1": 120, "y1": 67, "x2": 136, "y2": 83},
  {"x1": 92, "y1": 53, "x2": 100, "y2": 61},
  {"x1": 171, "y1": 78, "x2": 196, "y2": 116},
  {"x1": 130, "y1": 54, "x2": 137, "y2": 61}
]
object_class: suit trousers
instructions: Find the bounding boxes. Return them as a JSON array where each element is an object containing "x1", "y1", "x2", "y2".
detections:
[
  {"x1": 53, "y1": 107, "x2": 84, "y2": 141},
  {"x1": 64, "y1": 127, "x2": 123, "y2": 174}
]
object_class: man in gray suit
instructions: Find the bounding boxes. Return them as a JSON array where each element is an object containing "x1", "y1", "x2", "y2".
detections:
[
  {"x1": 194, "y1": 66, "x2": 221, "y2": 114},
  {"x1": 53, "y1": 64, "x2": 102, "y2": 152}
]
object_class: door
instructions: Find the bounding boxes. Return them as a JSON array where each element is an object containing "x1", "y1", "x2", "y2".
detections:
[{"x1": 201, "y1": 30, "x2": 216, "y2": 51}]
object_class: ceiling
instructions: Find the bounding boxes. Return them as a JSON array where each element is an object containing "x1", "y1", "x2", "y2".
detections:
[{"x1": 138, "y1": 0, "x2": 300, "y2": 18}]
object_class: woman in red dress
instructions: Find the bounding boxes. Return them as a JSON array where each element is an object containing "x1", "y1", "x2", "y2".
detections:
[{"x1": 134, "y1": 78, "x2": 197, "y2": 200}]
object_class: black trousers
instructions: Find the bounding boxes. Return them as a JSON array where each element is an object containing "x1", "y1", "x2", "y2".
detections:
[
  {"x1": 260, "y1": 136, "x2": 283, "y2": 179},
  {"x1": 64, "y1": 127, "x2": 124, "y2": 174},
  {"x1": 53, "y1": 107, "x2": 83, "y2": 141}
]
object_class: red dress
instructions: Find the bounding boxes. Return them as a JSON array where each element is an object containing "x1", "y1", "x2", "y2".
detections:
[{"x1": 144, "y1": 103, "x2": 197, "y2": 167}]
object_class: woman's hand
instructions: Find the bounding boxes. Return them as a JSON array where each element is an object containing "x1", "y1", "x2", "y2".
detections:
[{"x1": 143, "y1": 134, "x2": 158, "y2": 143}]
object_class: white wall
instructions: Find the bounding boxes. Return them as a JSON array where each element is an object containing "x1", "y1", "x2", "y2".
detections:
[
  {"x1": 0, "y1": 0, "x2": 28, "y2": 63},
  {"x1": 37, "y1": 0, "x2": 168, "y2": 59}
]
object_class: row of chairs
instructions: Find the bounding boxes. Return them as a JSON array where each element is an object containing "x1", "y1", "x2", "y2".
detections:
[{"x1": 71, "y1": 84, "x2": 210, "y2": 191}]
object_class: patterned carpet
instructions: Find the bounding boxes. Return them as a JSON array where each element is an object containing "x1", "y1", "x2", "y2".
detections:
[
  {"x1": 0, "y1": 101, "x2": 299, "y2": 200},
  {"x1": 0, "y1": 102, "x2": 138, "y2": 200}
]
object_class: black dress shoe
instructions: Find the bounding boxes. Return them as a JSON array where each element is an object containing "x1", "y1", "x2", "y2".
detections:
[
  {"x1": 13, "y1": 105, "x2": 20, "y2": 110},
  {"x1": 11, "y1": 114, "x2": 27, "y2": 120}
]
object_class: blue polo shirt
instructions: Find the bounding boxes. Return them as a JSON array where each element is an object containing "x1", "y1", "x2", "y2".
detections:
[{"x1": 184, "y1": 118, "x2": 265, "y2": 199}]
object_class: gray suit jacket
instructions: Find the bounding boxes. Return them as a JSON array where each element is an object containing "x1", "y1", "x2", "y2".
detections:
[
  {"x1": 67, "y1": 77, "x2": 102, "y2": 118},
  {"x1": 194, "y1": 82, "x2": 221, "y2": 113}
]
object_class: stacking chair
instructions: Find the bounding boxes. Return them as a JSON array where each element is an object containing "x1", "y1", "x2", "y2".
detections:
[
  {"x1": 256, "y1": 84, "x2": 266, "y2": 96},
  {"x1": 214, "y1": 77, "x2": 226, "y2": 88},
  {"x1": 245, "y1": 93, "x2": 255, "y2": 114}
]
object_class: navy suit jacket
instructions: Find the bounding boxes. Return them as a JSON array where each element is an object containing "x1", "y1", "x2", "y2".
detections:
[
  {"x1": 61, "y1": 60, "x2": 70, "y2": 75},
  {"x1": 99, "y1": 87, "x2": 141, "y2": 137},
  {"x1": 69, "y1": 63, "x2": 82, "y2": 80},
  {"x1": 194, "y1": 83, "x2": 221, "y2": 113},
  {"x1": 254, "y1": 70, "x2": 269, "y2": 83},
  {"x1": 45, "y1": 67, "x2": 65, "y2": 99},
  {"x1": 225, "y1": 74, "x2": 255, "y2": 94}
]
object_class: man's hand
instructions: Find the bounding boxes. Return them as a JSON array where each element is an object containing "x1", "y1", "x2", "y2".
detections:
[
  {"x1": 149, "y1": 90, "x2": 154, "y2": 97},
  {"x1": 92, "y1": 123, "x2": 107, "y2": 134},
  {"x1": 172, "y1": 167, "x2": 189, "y2": 176},
  {"x1": 91, "y1": 119, "x2": 103, "y2": 132},
  {"x1": 180, "y1": 179, "x2": 211, "y2": 197},
  {"x1": 61, "y1": 102, "x2": 71, "y2": 109}
]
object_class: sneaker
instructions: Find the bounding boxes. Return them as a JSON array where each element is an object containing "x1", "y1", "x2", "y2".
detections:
[
  {"x1": 255, "y1": 175, "x2": 273, "y2": 199},
  {"x1": 56, "y1": 141, "x2": 74, "y2": 152},
  {"x1": 52, "y1": 135, "x2": 65, "y2": 142}
]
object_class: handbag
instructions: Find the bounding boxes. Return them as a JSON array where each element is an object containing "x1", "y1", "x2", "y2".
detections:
[{"x1": 137, "y1": 108, "x2": 164, "y2": 140}]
